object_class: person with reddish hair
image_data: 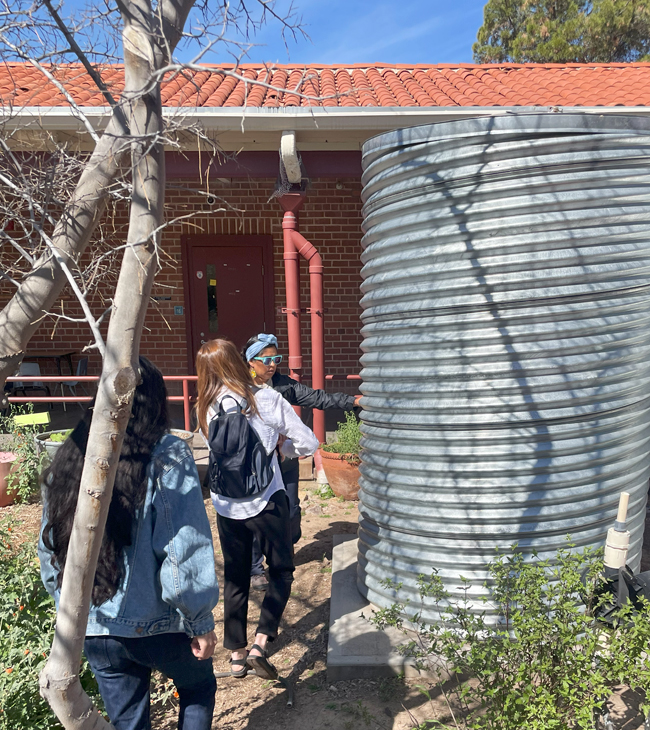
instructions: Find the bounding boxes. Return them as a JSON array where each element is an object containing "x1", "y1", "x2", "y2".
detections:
[
  {"x1": 242, "y1": 332, "x2": 360, "y2": 590},
  {"x1": 195, "y1": 338, "x2": 318, "y2": 680}
]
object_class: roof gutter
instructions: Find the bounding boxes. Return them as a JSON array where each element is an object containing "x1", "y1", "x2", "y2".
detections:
[{"x1": 3, "y1": 105, "x2": 650, "y2": 133}]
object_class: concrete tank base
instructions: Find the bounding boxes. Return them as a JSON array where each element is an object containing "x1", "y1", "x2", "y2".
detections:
[{"x1": 327, "y1": 535, "x2": 445, "y2": 682}]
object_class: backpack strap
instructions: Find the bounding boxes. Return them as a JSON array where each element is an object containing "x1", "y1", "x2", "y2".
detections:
[{"x1": 219, "y1": 395, "x2": 243, "y2": 414}]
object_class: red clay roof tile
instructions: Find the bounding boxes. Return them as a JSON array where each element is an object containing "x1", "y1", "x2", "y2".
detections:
[{"x1": 2, "y1": 62, "x2": 650, "y2": 108}]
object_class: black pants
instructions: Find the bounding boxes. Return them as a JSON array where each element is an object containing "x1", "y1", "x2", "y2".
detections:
[
  {"x1": 217, "y1": 490, "x2": 295, "y2": 650},
  {"x1": 251, "y1": 458, "x2": 301, "y2": 575}
]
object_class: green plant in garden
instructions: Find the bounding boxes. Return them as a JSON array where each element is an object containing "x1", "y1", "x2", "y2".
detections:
[
  {"x1": 47, "y1": 429, "x2": 73, "y2": 443},
  {"x1": 315, "y1": 483, "x2": 335, "y2": 500},
  {"x1": 0, "y1": 516, "x2": 103, "y2": 729},
  {"x1": 0, "y1": 405, "x2": 46, "y2": 503},
  {"x1": 370, "y1": 541, "x2": 650, "y2": 730},
  {"x1": 321, "y1": 411, "x2": 361, "y2": 464}
]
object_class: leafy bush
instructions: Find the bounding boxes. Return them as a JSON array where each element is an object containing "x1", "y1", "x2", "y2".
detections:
[
  {"x1": 322, "y1": 412, "x2": 361, "y2": 463},
  {"x1": 315, "y1": 483, "x2": 335, "y2": 500},
  {"x1": 0, "y1": 405, "x2": 46, "y2": 503},
  {"x1": 47, "y1": 429, "x2": 73, "y2": 443},
  {"x1": 370, "y1": 542, "x2": 650, "y2": 730},
  {"x1": 0, "y1": 516, "x2": 103, "y2": 729}
]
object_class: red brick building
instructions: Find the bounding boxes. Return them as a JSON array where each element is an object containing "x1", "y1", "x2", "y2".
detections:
[{"x1": 2, "y1": 62, "x2": 650, "y2": 407}]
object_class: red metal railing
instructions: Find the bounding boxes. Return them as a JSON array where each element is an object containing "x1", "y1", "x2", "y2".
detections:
[
  {"x1": 7, "y1": 375, "x2": 199, "y2": 431},
  {"x1": 6, "y1": 373, "x2": 360, "y2": 431}
]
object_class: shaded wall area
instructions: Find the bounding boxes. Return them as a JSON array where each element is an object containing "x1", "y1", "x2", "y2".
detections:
[{"x1": 0, "y1": 175, "x2": 364, "y2": 396}]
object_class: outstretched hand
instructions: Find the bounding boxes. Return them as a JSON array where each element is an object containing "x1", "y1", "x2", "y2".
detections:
[
  {"x1": 353, "y1": 395, "x2": 362, "y2": 407},
  {"x1": 191, "y1": 631, "x2": 217, "y2": 660}
]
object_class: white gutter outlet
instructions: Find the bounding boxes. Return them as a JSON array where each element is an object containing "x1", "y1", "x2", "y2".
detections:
[{"x1": 280, "y1": 130, "x2": 302, "y2": 183}]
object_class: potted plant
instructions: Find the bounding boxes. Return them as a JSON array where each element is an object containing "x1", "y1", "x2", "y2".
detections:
[
  {"x1": 0, "y1": 452, "x2": 19, "y2": 508},
  {"x1": 169, "y1": 428, "x2": 194, "y2": 447},
  {"x1": 0, "y1": 405, "x2": 47, "y2": 506},
  {"x1": 318, "y1": 411, "x2": 362, "y2": 501},
  {"x1": 35, "y1": 428, "x2": 194, "y2": 465},
  {"x1": 34, "y1": 428, "x2": 73, "y2": 465}
]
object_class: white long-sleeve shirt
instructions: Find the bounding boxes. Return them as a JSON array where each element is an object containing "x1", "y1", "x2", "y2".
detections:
[{"x1": 207, "y1": 386, "x2": 319, "y2": 520}]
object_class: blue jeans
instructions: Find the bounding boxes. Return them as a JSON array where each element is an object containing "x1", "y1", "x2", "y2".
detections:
[{"x1": 84, "y1": 633, "x2": 216, "y2": 730}]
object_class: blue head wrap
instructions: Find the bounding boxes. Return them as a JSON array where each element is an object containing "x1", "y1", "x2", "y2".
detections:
[{"x1": 246, "y1": 333, "x2": 278, "y2": 362}]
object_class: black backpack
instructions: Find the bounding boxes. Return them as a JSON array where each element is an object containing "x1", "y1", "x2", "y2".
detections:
[{"x1": 207, "y1": 396, "x2": 274, "y2": 499}]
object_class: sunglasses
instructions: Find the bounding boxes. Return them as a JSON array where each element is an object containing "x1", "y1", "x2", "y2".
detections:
[{"x1": 252, "y1": 355, "x2": 283, "y2": 366}]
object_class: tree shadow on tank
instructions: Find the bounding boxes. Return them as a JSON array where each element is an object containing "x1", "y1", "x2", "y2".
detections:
[{"x1": 360, "y1": 114, "x2": 650, "y2": 616}]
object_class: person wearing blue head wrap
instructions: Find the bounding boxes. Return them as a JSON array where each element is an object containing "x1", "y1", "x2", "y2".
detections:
[
  {"x1": 242, "y1": 333, "x2": 361, "y2": 591},
  {"x1": 245, "y1": 334, "x2": 278, "y2": 362}
]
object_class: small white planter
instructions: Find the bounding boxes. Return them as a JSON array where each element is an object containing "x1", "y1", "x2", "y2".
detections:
[
  {"x1": 169, "y1": 429, "x2": 195, "y2": 448},
  {"x1": 35, "y1": 429, "x2": 195, "y2": 467},
  {"x1": 34, "y1": 430, "x2": 71, "y2": 464}
]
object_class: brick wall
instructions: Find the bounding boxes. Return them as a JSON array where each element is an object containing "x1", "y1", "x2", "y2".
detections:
[{"x1": 1, "y1": 176, "x2": 364, "y2": 396}]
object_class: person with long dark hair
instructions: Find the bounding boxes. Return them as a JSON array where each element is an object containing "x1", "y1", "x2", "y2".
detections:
[
  {"x1": 195, "y1": 338, "x2": 318, "y2": 680},
  {"x1": 242, "y1": 333, "x2": 360, "y2": 589},
  {"x1": 39, "y1": 357, "x2": 219, "y2": 730}
]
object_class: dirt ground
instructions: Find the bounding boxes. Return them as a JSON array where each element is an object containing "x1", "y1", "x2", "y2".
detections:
[{"x1": 6, "y1": 488, "x2": 650, "y2": 729}]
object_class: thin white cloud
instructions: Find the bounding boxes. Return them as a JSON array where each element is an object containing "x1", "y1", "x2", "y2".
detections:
[{"x1": 318, "y1": 13, "x2": 442, "y2": 62}]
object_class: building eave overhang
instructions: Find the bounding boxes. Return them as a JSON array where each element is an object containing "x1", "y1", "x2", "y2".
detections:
[
  {"x1": 5, "y1": 104, "x2": 649, "y2": 152},
  {"x1": 3, "y1": 104, "x2": 650, "y2": 132}
]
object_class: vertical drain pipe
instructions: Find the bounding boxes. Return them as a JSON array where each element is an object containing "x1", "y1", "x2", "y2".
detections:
[
  {"x1": 278, "y1": 130, "x2": 327, "y2": 448},
  {"x1": 278, "y1": 194, "x2": 327, "y2": 445},
  {"x1": 286, "y1": 214, "x2": 326, "y2": 444},
  {"x1": 281, "y1": 196, "x2": 304, "y2": 406}
]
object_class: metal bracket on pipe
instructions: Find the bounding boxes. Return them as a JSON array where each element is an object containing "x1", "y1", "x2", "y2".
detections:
[
  {"x1": 282, "y1": 307, "x2": 307, "y2": 315},
  {"x1": 306, "y1": 308, "x2": 326, "y2": 315}
]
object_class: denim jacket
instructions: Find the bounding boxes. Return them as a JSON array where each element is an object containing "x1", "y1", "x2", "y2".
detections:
[{"x1": 39, "y1": 434, "x2": 219, "y2": 639}]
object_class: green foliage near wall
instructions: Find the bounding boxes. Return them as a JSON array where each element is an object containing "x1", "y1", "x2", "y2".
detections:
[
  {"x1": 321, "y1": 411, "x2": 361, "y2": 463},
  {"x1": 0, "y1": 517, "x2": 103, "y2": 730},
  {"x1": 0, "y1": 405, "x2": 46, "y2": 503},
  {"x1": 370, "y1": 542, "x2": 650, "y2": 729},
  {"x1": 474, "y1": 0, "x2": 650, "y2": 63}
]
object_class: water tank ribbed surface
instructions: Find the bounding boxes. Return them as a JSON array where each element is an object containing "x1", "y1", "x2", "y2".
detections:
[{"x1": 357, "y1": 114, "x2": 650, "y2": 620}]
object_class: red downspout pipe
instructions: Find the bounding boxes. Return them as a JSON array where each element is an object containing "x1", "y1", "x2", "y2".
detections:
[
  {"x1": 279, "y1": 194, "x2": 326, "y2": 444},
  {"x1": 282, "y1": 211, "x2": 303, "y2": 392},
  {"x1": 286, "y1": 217, "x2": 325, "y2": 444}
]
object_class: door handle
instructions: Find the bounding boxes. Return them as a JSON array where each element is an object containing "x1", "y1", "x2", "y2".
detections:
[{"x1": 200, "y1": 340, "x2": 206, "y2": 345}]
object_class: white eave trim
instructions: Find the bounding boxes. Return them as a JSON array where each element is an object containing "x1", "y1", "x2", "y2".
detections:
[{"x1": 2, "y1": 104, "x2": 649, "y2": 133}]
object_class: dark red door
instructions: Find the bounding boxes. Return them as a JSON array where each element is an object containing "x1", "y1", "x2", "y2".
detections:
[{"x1": 187, "y1": 243, "x2": 270, "y2": 367}]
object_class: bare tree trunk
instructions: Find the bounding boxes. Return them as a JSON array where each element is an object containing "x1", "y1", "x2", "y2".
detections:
[
  {"x1": 0, "y1": 0, "x2": 195, "y2": 398},
  {"x1": 0, "y1": 111, "x2": 128, "y2": 395},
  {"x1": 39, "y1": 2, "x2": 167, "y2": 726}
]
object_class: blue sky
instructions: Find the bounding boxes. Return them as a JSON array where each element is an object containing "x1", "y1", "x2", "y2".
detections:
[
  {"x1": 58, "y1": 0, "x2": 487, "y2": 65},
  {"x1": 206, "y1": 0, "x2": 487, "y2": 65}
]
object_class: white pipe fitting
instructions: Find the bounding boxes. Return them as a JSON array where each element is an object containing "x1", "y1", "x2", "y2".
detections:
[{"x1": 280, "y1": 130, "x2": 302, "y2": 184}]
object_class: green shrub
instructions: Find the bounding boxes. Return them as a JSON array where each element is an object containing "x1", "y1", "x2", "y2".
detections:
[
  {"x1": 315, "y1": 483, "x2": 335, "y2": 500},
  {"x1": 47, "y1": 429, "x2": 73, "y2": 443},
  {"x1": 0, "y1": 516, "x2": 103, "y2": 729},
  {"x1": 0, "y1": 405, "x2": 46, "y2": 503},
  {"x1": 322, "y1": 412, "x2": 361, "y2": 463},
  {"x1": 370, "y1": 542, "x2": 650, "y2": 730}
]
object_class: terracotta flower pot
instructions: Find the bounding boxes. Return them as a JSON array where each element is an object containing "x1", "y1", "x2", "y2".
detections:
[
  {"x1": 0, "y1": 452, "x2": 18, "y2": 508},
  {"x1": 318, "y1": 447, "x2": 360, "y2": 501}
]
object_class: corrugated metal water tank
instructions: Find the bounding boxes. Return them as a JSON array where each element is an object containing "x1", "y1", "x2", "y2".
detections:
[{"x1": 357, "y1": 114, "x2": 650, "y2": 621}]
